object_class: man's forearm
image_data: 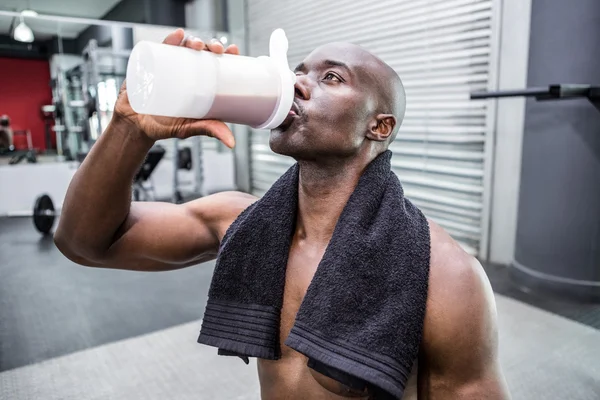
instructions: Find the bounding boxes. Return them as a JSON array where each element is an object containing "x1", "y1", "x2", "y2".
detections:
[{"x1": 55, "y1": 117, "x2": 154, "y2": 260}]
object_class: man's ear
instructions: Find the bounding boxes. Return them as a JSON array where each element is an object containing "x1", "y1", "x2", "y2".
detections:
[{"x1": 367, "y1": 114, "x2": 396, "y2": 142}]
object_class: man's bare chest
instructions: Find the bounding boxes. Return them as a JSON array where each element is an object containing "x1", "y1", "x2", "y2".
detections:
[
  {"x1": 265, "y1": 240, "x2": 419, "y2": 399},
  {"x1": 265, "y1": 242, "x2": 373, "y2": 398}
]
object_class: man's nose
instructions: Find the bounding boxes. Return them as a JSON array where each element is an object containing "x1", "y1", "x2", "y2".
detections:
[{"x1": 294, "y1": 75, "x2": 310, "y2": 100}]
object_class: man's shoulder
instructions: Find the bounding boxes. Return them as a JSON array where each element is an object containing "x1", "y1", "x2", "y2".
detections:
[
  {"x1": 417, "y1": 220, "x2": 507, "y2": 398},
  {"x1": 206, "y1": 190, "x2": 259, "y2": 203},
  {"x1": 185, "y1": 191, "x2": 259, "y2": 241},
  {"x1": 427, "y1": 218, "x2": 485, "y2": 295},
  {"x1": 424, "y1": 218, "x2": 496, "y2": 338}
]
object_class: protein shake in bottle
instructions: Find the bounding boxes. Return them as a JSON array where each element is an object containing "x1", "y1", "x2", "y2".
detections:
[{"x1": 126, "y1": 29, "x2": 295, "y2": 130}]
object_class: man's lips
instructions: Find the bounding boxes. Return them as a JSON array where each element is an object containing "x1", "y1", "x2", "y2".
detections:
[
  {"x1": 289, "y1": 101, "x2": 301, "y2": 116},
  {"x1": 276, "y1": 102, "x2": 302, "y2": 130}
]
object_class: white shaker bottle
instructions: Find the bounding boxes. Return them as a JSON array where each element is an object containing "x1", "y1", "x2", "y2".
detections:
[{"x1": 126, "y1": 29, "x2": 296, "y2": 130}]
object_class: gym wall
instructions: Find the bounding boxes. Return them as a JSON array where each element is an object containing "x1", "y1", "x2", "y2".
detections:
[
  {"x1": 0, "y1": 57, "x2": 52, "y2": 151},
  {"x1": 512, "y1": 0, "x2": 600, "y2": 297},
  {"x1": 245, "y1": 0, "x2": 498, "y2": 256}
]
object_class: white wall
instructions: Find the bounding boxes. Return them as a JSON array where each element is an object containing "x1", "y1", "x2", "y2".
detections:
[
  {"x1": 0, "y1": 163, "x2": 78, "y2": 215},
  {"x1": 0, "y1": 150, "x2": 235, "y2": 216},
  {"x1": 487, "y1": 0, "x2": 533, "y2": 264}
]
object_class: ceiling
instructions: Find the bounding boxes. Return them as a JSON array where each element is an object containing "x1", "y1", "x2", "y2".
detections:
[{"x1": 0, "y1": 0, "x2": 123, "y2": 39}]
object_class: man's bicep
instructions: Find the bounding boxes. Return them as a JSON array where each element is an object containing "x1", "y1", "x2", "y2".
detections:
[
  {"x1": 418, "y1": 252, "x2": 510, "y2": 399},
  {"x1": 102, "y1": 191, "x2": 256, "y2": 270},
  {"x1": 99, "y1": 201, "x2": 218, "y2": 270}
]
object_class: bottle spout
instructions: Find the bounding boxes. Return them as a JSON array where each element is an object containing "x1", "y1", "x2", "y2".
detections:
[
  {"x1": 269, "y1": 28, "x2": 296, "y2": 84},
  {"x1": 255, "y1": 29, "x2": 296, "y2": 130}
]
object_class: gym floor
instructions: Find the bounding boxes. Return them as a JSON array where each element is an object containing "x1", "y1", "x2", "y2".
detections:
[{"x1": 1, "y1": 217, "x2": 599, "y2": 399}]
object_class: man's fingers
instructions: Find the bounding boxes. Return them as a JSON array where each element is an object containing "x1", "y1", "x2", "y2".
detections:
[
  {"x1": 162, "y1": 28, "x2": 185, "y2": 46},
  {"x1": 162, "y1": 31, "x2": 237, "y2": 56},
  {"x1": 184, "y1": 120, "x2": 236, "y2": 148},
  {"x1": 206, "y1": 39, "x2": 225, "y2": 54},
  {"x1": 225, "y1": 44, "x2": 240, "y2": 55},
  {"x1": 184, "y1": 36, "x2": 206, "y2": 51}
]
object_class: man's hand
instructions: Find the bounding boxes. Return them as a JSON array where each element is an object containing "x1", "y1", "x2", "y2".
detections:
[{"x1": 114, "y1": 28, "x2": 241, "y2": 148}]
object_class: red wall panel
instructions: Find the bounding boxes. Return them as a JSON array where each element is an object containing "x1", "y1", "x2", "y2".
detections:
[{"x1": 0, "y1": 57, "x2": 52, "y2": 150}]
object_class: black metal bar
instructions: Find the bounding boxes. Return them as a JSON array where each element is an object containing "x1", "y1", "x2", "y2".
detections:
[
  {"x1": 547, "y1": 84, "x2": 592, "y2": 99},
  {"x1": 471, "y1": 84, "x2": 600, "y2": 107},
  {"x1": 470, "y1": 87, "x2": 550, "y2": 99}
]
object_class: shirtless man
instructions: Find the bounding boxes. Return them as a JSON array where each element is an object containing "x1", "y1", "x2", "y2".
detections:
[{"x1": 55, "y1": 29, "x2": 510, "y2": 399}]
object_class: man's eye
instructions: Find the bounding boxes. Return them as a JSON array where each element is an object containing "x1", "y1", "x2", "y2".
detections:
[{"x1": 323, "y1": 72, "x2": 341, "y2": 82}]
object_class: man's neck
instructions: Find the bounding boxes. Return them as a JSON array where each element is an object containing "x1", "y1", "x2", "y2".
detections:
[{"x1": 295, "y1": 158, "x2": 368, "y2": 244}]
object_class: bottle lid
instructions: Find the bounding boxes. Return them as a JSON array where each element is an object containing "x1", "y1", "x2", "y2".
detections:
[{"x1": 255, "y1": 29, "x2": 296, "y2": 130}]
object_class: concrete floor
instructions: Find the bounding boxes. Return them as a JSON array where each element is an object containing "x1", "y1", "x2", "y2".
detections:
[
  {"x1": 0, "y1": 217, "x2": 214, "y2": 371},
  {"x1": 1, "y1": 217, "x2": 599, "y2": 399}
]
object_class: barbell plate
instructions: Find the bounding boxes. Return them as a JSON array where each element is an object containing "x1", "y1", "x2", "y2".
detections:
[{"x1": 33, "y1": 194, "x2": 56, "y2": 235}]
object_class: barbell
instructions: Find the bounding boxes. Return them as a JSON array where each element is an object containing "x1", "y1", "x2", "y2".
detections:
[
  {"x1": 5, "y1": 194, "x2": 59, "y2": 235},
  {"x1": 33, "y1": 194, "x2": 57, "y2": 234}
]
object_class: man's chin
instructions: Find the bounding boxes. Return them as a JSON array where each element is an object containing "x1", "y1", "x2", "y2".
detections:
[
  {"x1": 269, "y1": 130, "x2": 302, "y2": 158},
  {"x1": 268, "y1": 133, "x2": 291, "y2": 156},
  {"x1": 269, "y1": 118, "x2": 312, "y2": 157}
]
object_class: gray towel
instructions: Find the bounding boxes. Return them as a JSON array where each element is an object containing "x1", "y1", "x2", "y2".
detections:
[{"x1": 198, "y1": 150, "x2": 430, "y2": 399}]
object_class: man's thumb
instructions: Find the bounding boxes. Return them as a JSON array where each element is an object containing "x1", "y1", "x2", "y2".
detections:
[{"x1": 184, "y1": 120, "x2": 236, "y2": 148}]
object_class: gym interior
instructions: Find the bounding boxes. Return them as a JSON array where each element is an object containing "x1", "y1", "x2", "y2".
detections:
[{"x1": 0, "y1": 0, "x2": 598, "y2": 399}]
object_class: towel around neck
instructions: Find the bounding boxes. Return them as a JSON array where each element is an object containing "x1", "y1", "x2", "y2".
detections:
[{"x1": 198, "y1": 150, "x2": 431, "y2": 399}]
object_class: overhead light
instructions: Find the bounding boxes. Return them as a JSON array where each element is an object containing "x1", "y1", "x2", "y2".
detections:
[
  {"x1": 13, "y1": 16, "x2": 34, "y2": 43},
  {"x1": 21, "y1": 10, "x2": 39, "y2": 17}
]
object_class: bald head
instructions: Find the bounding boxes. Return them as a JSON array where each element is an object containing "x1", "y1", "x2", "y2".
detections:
[{"x1": 307, "y1": 43, "x2": 406, "y2": 140}]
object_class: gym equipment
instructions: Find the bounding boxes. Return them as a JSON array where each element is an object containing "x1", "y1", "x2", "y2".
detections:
[
  {"x1": 4, "y1": 193, "x2": 60, "y2": 235},
  {"x1": 41, "y1": 105, "x2": 56, "y2": 151},
  {"x1": 11, "y1": 129, "x2": 33, "y2": 151},
  {"x1": 178, "y1": 147, "x2": 192, "y2": 170},
  {"x1": 133, "y1": 145, "x2": 166, "y2": 201},
  {"x1": 471, "y1": 83, "x2": 600, "y2": 111},
  {"x1": 171, "y1": 139, "x2": 203, "y2": 203},
  {"x1": 7, "y1": 143, "x2": 164, "y2": 232},
  {"x1": 33, "y1": 194, "x2": 56, "y2": 234},
  {"x1": 8, "y1": 150, "x2": 37, "y2": 165},
  {"x1": 3, "y1": 129, "x2": 37, "y2": 164}
]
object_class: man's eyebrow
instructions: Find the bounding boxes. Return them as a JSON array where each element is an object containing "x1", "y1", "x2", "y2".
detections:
[
  {"x1": 294, "y1": 62, "x2": 306, "y2": 73},
  {"x1": 293, "y1": 60, "x2": 352, "y2": 74},
  {"x1": 322, "y1": 59, "x2": 351, "y2": 73}
]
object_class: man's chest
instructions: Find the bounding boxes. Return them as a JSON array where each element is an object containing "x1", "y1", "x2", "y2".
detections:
[
  {"x1": 279, "y1": 241, "x2": 325, "y2": 345},
  {"x1": 272, "y1": 240, "x2": 420, "y2": 400}
]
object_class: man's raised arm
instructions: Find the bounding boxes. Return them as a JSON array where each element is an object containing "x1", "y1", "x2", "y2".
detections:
[{"x1": 54, "y1": 29, "x2": 254, "y2": 272}]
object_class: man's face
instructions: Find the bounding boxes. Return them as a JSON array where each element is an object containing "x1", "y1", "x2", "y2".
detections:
[{"x1": 269, "y1": 43, "x2": 378, "y2": 160}]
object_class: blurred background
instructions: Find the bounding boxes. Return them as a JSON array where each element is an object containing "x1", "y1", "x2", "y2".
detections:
[{"x1": 0, "y1": 0, "x2": 598, "y2": 399}]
